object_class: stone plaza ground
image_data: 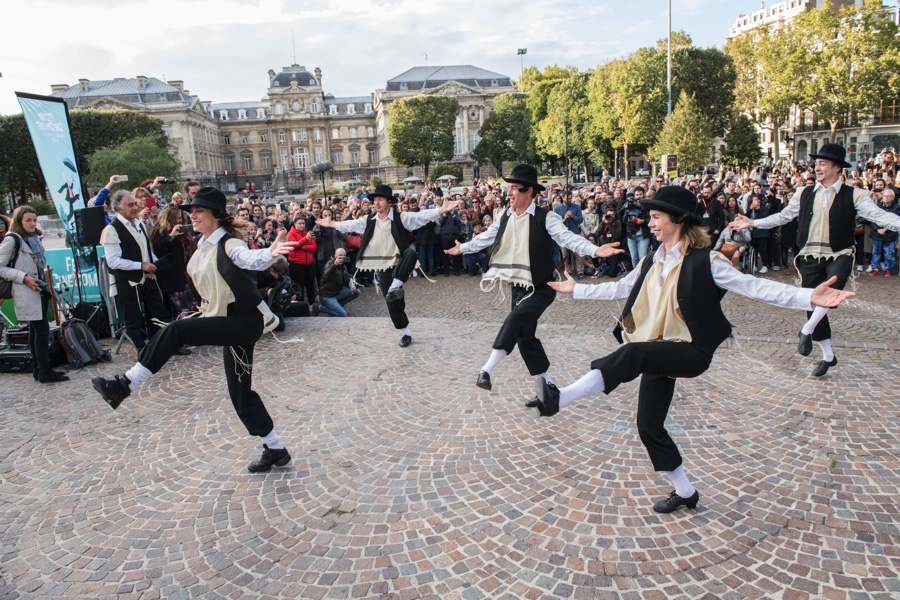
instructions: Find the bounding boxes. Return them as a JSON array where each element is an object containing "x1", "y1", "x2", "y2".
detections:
[{"x1": 1, "y1": 270, "x2": 898, "y2": 599}]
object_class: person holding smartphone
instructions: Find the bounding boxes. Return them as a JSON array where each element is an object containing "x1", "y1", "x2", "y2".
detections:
[
  {"x1": 150, "y1": 205, "x2": 198, "y2": 322},
  {"x1": 91, "y1": 174, "x2": 129, "y2": 224}
]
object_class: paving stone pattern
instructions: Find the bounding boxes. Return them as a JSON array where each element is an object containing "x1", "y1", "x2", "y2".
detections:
[{"x1": 1, "y1": 272, "x2": 898, "y2": 599}]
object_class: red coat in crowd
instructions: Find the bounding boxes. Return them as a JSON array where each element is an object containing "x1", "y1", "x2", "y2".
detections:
[{"x1": 287, "y1": 227, "x2": 317, "y2": 265}]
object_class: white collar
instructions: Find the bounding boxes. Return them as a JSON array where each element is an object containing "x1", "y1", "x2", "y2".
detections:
[
  {"x1": 507, "y1": 202, "x2": 536, "y2": 217},
  {"x1": 200, "y1": 227, "x2": 227, "y2": 247},
  {"x1": 116, "y1": 213, "x2": 142, "y2": 230},
  {"x1": 373, "y1": 208, "x2": 395, "y2": 222},
  {"x1": 654, "y1": 242, "x2": 683, "y2": 263},
  {"x1": 814, "y1": 179, "x2": 842, "y2": 194}
]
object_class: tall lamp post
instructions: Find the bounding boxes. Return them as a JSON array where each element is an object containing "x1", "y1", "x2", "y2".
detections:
[
  {"x1": 563, "y1": 120, "x2": 570, "y2": 192},
  {"x1": 516, "y1": 48, "x2": 527, "y2": 89},
  {"x1": 667, "y1": 0, "x2": 672, "y2": 116}
]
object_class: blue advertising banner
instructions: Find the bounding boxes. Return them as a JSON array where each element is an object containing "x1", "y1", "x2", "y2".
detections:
[{"x1": 16, "y1": 92, "x2": 98, "y2": 302}]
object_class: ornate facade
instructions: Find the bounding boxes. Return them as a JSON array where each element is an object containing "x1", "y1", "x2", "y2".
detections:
[{"x1": 50, "y1": 64, "x2": 515, "y2": 190}]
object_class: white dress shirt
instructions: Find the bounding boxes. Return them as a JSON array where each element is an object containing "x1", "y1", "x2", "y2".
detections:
[
  {"x1": 195, "y1": 227, "x2": 280, "y2": 272},
  {"x1": 573, "y1": 243, "x2": 814, "y2": 312},
  {"x1": 103, "y1": 213, "x2": 157, "y2": 272},
  {"x1": 329, "y1": 207, "x2": 441, "y2": 235}
]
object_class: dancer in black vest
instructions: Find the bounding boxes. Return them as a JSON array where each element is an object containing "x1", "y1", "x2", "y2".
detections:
[
  {"x1": 93, "y1": 188, "x2": 299, "y2": 473},
  {"x1": 446, "y1": 164, "x2": 623, "y2": 395},
  {"x1": 315, "y1": 184, "x2": 460, "y2": 347},
  {"x1": 731, "y1": 144, "x2": 900, "y2": 376},
  {"x1": 100, "y1": 191, "x2": 171, "y2": 353},
  {"x1": 537, "y1": 186, "x2": 854, "y2": 514}
]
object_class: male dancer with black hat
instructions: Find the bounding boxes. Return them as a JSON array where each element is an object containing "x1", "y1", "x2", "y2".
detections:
[
  {"x1": 537, "y1": 186, "x2": 854, "y2": 513},
  {"x1": 446, "y1": 164, "x2": 623, "y2": 394},
  {"x1": 315, "y1": 184, "x2": 460, "y2": 347},
  {"x1": 731, "y1": 143, "x2": 900, "y2": 376},
  {"x1": 93, "y1": 187, "x2": 298, "y2": 473}
]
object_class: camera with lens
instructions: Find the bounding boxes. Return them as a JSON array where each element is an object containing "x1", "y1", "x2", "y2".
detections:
[
  {"x1": 312, "y1": 223, "x2": 323, "y2": 237},
  {"x1": 604, "y1": 214, "x2": 615, "y2": 222},
  {"x1": 160, "y1": 178, "x2": 176, "y2": 184}
]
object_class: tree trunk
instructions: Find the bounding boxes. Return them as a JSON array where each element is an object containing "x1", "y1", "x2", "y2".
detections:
[
  {"x1": 623, "y1": 142, "x2": 630, "y2": 180},
  {"x1": 424, "y1": 162, "x2": 430, "y2": 179},
  {"x1": 829, "y1": 122, "x2": 838, "y2": 144}
]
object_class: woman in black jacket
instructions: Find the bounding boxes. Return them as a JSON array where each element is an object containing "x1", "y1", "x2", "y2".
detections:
[
  {"x1": 747, "y1": 196, "x2": 771, "y2": 273},
  {"x1": 150, "y1": 205, "x2": 198, "y2": 318}
]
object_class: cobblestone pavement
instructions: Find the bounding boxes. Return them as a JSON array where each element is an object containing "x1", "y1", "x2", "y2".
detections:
[{"x1": 1, "y1": 271, "x2": 898, "y2": 599}]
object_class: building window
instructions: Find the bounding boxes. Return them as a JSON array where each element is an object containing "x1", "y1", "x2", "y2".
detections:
[
  {"x1": 347, "y1": 104, "x2": 355, "y2": 115},
  {"x1": 350, "y1": 150, "x2": 360, "y2": 164},
  {"x1": 400, "y1": 83, "x2": 408, "y2": 90},
  {"x1": 491, "y1": 80, "x2": 498, "y2": 87},
  {"x1": 162, "y1": 126, "x2": 170, "y2": 137},
  {"x1": 332, "y1": 129, "x2": 339, "y2": 140},
  {"x1": 297, "y1": 148, "x2": 309, "y2": 168},
  {"x1": 368, "y1": 149, "x2": 377, "y2": 164},
  {"x1": 332, "y1": 151, "x2": 343, "y2": 165},
  {"x1": 311, "y1": 101, "x2": 318, "y2": 113},
  {"x1": 243, "y1": 156, "x2": 252, "y2": 171},
  {"x1": 241, "y1": 133, "x2": 249, "y2": 144},
  {"x1": 315, "y1": 147, "x2": 324, "y2": 162},
  {"x1": 309, "y1": 78, "x2": 316, "y2": 85},
  {"x1": 260, "y1": 133, "x2": 267, "y2": 143},
  {"x1": 454, "y1": 116, "x2": 462, "y2": 155},
  {"x1": 225, "y1": 157, "x2": 233, "y2": 171},
  {"x1": 275, "y1": 102, "x2": 283, "y2": 114},
  {"x1": 329, "y1": 105, "x2": 338, "y2": 115},
  {"x1": 349, "y1": 127, "x2": 357, "y2": 138},
  {"x1": 313, "y1": 129, "x2": 321, "y2": 141},
  {"x1": 469, "y1": 129, "x2": 480, "y2": 151},
  {"x1": 280, "y1": 150, "x2": 289, "y2": 169},
  {"x1": 256, "y1": 108, "x2": 266, "y2": 119},
  {"x1": 294, "y1": 130, "x2": 307, "y2": 141},
  {"x1": 223, "y1": 135, "x2": 230, "y2": 145},
  {"x1": 278, "y1": 132, "x2": 285, "y2": 143},
  {"x1": 262, "y1": 156, "x2": 270, "y2": 169},
  {"x1": 238, "y1": 109, "x2": 247, "y2": 120},
  {"x1": 219, "y1": 110, "x2": 229, "y2": 121},
  {"x1": 263, "y1": 180, "x2": 272, "y2": 189},
  {"x1": 364, "y1": 103, "x2": 372, "y2": 114}
]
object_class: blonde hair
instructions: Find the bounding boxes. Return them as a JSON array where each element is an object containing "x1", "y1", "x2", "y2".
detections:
[
  {"x1": 152, "y1": 205, "x2": 184, "y2": 237},
  {"x1": 679, "y1": 221, "x2": 711, "y2": 252}
]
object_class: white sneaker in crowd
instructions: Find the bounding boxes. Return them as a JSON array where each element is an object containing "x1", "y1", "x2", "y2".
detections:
[
  {"x1": 773, "y1": 266, "x2": 781, "y2": 271},
  {"x1": 758, "y1": 266, "x2": 769, "y2": 274},
  {"x1": 857, "y1": 264, "x2": 864, "y2": 272},
  {"x1": 866, "y1": 265, "x2": 873, "y2": 272}
]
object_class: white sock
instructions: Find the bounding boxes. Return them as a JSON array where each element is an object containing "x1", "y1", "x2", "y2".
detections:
[
  {"x1": 818, "y1": 339, "x2": 835, "y2": 362},
  {"x1": 665, "y1": 465, "x2": 696, "y2": 498},
  {"x1": 261, "y1": 430, "x2": 284, "y2": 450},
  {"x1": 481, "y1": 349, "x2": 506, "y2": 375},
  {"x1": 800, "y1": 306, "x2": 829, "y2": 336},
  {"x1": 559, "y1": 369, "x2": 605, "y2": 408},
  {"x1": 400, "y1": 327, "x2": 411, "y2": 337},
  {"x1": 538, "y1": 372, "x2": 553, "y2": 385},
  {"x1": 388, "y1": 280, "x2": 403, "y2": 293},
  {"x1": 124, "y1": 362, "x2": 152, "y2": 391}
]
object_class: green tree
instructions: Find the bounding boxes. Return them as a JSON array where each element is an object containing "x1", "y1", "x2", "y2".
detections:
[
  {"x1": 781, "y1": 0, "x2": 900, "y2": 142},
  {"x1": 720, "y1": 114, "x2": 762, "y2": 170},
  {"x1": 87, "y1": 135, "x2": 181, "y2": 187},
  {"x1": 647, "y1": 91, "x2": 715, "y2": 172},
  {"x1": 70, "y1": 110, "x2": 167, "y2": 178},
  {"x1": 387, "y1": 95, "x2": 459, "y2": 178},
  {"x1": 536, "y1": 73, "x2": 595, "y2": 175},
  {"x1": 471, "y1": 93, "x2": 535, "y2": 176},
  {"x1": 0, "y1": 114, "x2": 46, "y2": 206}
]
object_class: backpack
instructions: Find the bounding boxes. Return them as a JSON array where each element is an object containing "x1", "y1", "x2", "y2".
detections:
[
  {"x1": 56, "y1": 318, "x2": 112, "y2": 369},
  {"x1": 0, "y1": 233, "x2": 22, "y2": 300}
]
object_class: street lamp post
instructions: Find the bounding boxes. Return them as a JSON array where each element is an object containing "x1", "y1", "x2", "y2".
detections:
[
  {"x1": 667, "y1": 0, "x2": 672, "y2": 116},
  {"x1": 563, "y1": 120, "x2": 570, "y2": 192},
  {"x1": 516, "y1": 48, "x2": 527, "y2": 89}
]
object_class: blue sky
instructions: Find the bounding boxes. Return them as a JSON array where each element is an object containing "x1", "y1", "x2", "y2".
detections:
[{"x1": 1, "y1": 0, "x2": 787, "y2": 115}]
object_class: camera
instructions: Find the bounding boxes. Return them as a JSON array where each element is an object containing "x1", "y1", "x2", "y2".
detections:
[
  {"x1": 161, "y1": 178, "x2": 176, "y2": 184},
  {"x1": 312, "y1": 223, "x2": 323, "y2": 237},
  {"x1": 604, "y1": 214, "x2": 615, "y2": 222}
]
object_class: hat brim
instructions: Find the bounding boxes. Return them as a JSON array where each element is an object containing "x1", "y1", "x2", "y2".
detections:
[
  {"x1": 179, "y1": 199, "x2": 226, "y2": 217},
  {"x1": 809, "y1": 153, "x2": 851, "y2": 169},
  {"x1": 367, "y1": 192, "x2": 397, "y2": 203},
  {"x1": 639, "y1": 198, "x2": 686, "y2": 215},
  {"x1": 503, "y1": 177, "x2": 546, "y2": 192}
]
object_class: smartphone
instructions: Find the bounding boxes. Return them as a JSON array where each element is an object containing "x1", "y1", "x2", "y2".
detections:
[
  {"x1": 180, "y1": 224, "x2": 194, "y2": 234},
  {"x1": 117, "y1": 175, "x2": 129, "y2": 183}
]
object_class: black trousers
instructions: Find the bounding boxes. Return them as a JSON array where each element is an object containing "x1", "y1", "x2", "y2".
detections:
[
  {"x1": 440, "y1": 235, "x2": 461, "y2": 273},
  {"x1": 27, "y1": 296, "x2": 51, "y2": 371},
  {"x1": 140, "y1": 311, "x2": 274, "y2": 437},
  {"x1": 115, "y1": 275, "x2": 168, "y2": 350},
  {"x1": 376, "y1": 247, "x2": 419, "y2": 330},
  {"x1": 289, "y1": 262, "x2": 317, "y2": 304},
  {"x1": 591, "y1": 341, "x2": 712, "y2": 472},
  {"x1": 797, "y1": 254, "x2": 853, "y2": 342},
  {"x1": 493, "y1": 284, "x2": 556, "y2": 376}
]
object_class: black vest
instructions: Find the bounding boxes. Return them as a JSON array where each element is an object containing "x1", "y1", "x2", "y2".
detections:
[
  {"x1": 357, "y1": 210, "x2": 410, "y2": 263},
  {"x1": 111, "y1": 218, "x2": 151, "y2": 283},
  {"x1": 796, "y1": 184, "x2": 856, "y2": 252},
  {"x1": 613, "y1": 248, "x2": 731, "y2": 357},
  {"x1": 488, "y1": 205, "x2": 554, "y2": 288},
  {"x1": 187, "y1": 234, "x2": 263, "y2": 316}
]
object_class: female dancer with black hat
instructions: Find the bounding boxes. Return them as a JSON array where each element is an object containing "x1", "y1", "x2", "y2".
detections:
[
  {"x1": 92, "y1": 187, "x2": 298, "y2": 473},
  {"x1": 537, "y1": 186, "x2": 855, "y2": 514}
]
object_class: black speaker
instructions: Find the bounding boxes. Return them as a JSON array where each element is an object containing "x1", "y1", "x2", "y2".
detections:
[{"x1": 74, "y1": 206, "x2": 107, "y2": 246}]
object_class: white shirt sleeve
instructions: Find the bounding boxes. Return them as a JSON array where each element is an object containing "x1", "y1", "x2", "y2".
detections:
[
  {"x1": 460, "y1": 217, "x2": 501, "y2": 254},
  {"x1": 855, "y1": 193, "x2": 900, "y2": 231},
  {"x1": 545, "y1": 211, "x2": 601, "y2": 256},
  {"x1": 572, "y1": 264, "x2": 642, "y2": 301},
  {"x1": 330, "y1": 216, "x2": 368, "y2": 235},
  {"x1": 400, "y1": 208, "x2": 441, "y2": 231},
  {"x1": 752, "y1": 189, "x2": 801, "y2": 229},
  {"x1": 228, "y1": 244, "x2": 280, "y2": 272},
  {"x1": 103, "y1": 243, "x2": 143, "y2": 272},
  {"x1": 709, "y1": 253, "x2": 813, "y2": 310}
]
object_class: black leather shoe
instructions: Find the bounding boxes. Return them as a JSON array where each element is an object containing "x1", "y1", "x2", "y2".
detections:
[
  {"x1": 535, "y1": 378, "x2": 560, "y2": 417},
  {"x1": 247, "y1": 444, "x2": 291, "y2": 473},
  {"x1": 176, "y1": 346, "x2": 192, "y2": 356},
  {"x1": 797, "y1": 331, "x2": 813, "y2": 356},
  {"x1": 38, "y1": 369, "x2": 69, "y2": 383},
  {"x1": 476, "y1": 370, "x2": 492, "y2": 390},
  {"x1": 399, "y1": 334, "x2": 412, "y2": 348},
  {"x1": 524, "y1": 396, "x2": 540, "y2": 408},
  {"x1": 653, "y1": 490, "x2": 700, "y2": 514},
  {"x1": 91, "y1": 375, "x2": 132, "y2": 409},
  {"x1": 384, "y1": 288, "x2": 405, "y2": 303},
  {"x1": 811, "y1": 356, "x2": 837, "y2": 377}
]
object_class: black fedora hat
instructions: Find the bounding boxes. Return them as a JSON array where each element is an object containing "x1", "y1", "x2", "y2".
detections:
[
  {"x1": 639, "y1": 186, "x2": 702, "y2": 225},
  {"x1": 809, "y1": 143, "x2": 851, "y2": 169},
  {"x1": 504, "y1": 164, "x2": 546, "y2": 192},
  {"x1": 179, "y1": 186, "x2": 228, "y2": 217},
  {"x1": 367, "y1": 184, "x2": 398, "y2": 203}
]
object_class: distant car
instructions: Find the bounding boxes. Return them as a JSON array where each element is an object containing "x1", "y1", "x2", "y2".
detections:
[
  {"x1": 276, "y1": 187, "x2": 287, "y2": 195},
  {"x1": 633, "y1": 169, "x2": 650, "y2": 177}
]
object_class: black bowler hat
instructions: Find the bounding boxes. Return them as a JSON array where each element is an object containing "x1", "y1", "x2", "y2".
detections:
[
  {"x1": 639, "y1": 186, "x2": 702, "y2": 226},
  {"x1": 810, "y1": 143, "x2": 852, "y2": 169},
  {"x1": 504, "y1": 164, "x2": 546, "y2": 192},
  {"x1": 179, "y1": 186, "x2": 227, "y2": 217},
  {"x1": 367, "y1": 184, "x2": 398, "y2": 203}
]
